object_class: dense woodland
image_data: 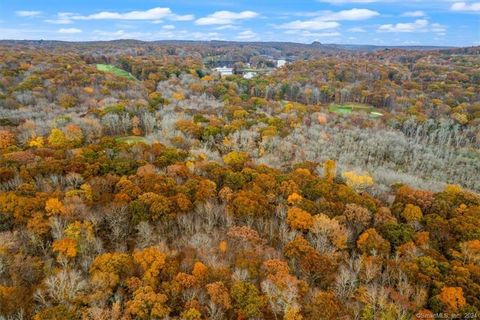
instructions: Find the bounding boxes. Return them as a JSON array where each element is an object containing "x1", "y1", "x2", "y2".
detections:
[{"x1": 0, "y1": 41, "x2": 479, "y2": 319}]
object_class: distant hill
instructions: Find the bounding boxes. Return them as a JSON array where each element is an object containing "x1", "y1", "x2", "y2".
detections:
[
  {"x1": 322, "y1": 43, "x2": 456, "y2": 51},
  {"x1": 0, "y1": 39, "x2": 457, "y2": 52},
  {"x1": 439, "y1": 46, "x2": 480, "y2": 55}
]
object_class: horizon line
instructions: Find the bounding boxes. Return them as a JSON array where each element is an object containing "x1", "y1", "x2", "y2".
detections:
[{"x1": 0, "y1": 38, "x2": 468, "y2": 48}]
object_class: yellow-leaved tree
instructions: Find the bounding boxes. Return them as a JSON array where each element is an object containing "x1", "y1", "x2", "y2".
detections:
[
  {"x1": 133, "y1": 246, "x2": 166, "y2": 288},
  {"x1": 342, "y1": 171, "x2": 373, "y2": 190},
  {"x1": 47, "y1": 128, "x2": 67, "y2": 148}
]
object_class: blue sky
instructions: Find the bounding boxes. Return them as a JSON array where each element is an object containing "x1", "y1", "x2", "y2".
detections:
[{"x1": 1, "y1": 0, "x2": 479, "y2": 46}]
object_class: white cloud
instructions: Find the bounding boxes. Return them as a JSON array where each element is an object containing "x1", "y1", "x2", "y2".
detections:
[
  {"x1": 378, "y1": 19, "x2": 446, "y2": 33},
  {"x1": 277, "y1": 20, "x2": 340, "y2": 30},
  {"x1": 402, "y1": 10, "x2": 426, "y2": 17},
  {"x1": 16, "y1": 11, "x2": 42, "y2": 17},
  {"x1": 236, "y1": 30, "x2": 258, "y2": 40},
  {"x1": 451, "y1": 2, "x2": 480, "y2": 12},
  {"x1": 195, "y1": 11, "x2": 258, "y2": 25},
  {"x1": 170, "y1": 14, "x2": 195, "y2": 21},
  {"x1": 216, "y1": 25, "x2": 240, "y2": 30},
  {"x1": 321, "y1": 8, "x2": 379, "y2": 20},
  {"x1": 57, "y1": 28, "x2": 82, "y2": 34},
  {"x1": 69, "y1": 7, "x2": 193, "y2": 21},
  {"x1": 0, "y1": 27, "x2": 52, "y2": 39},
  {"x1": 74, "y1": 7, "x2": 171, "y2": 20},
  {"x1": 292, "y1": 8, "x2": 379, "y2": 19},
  {"x1": 286, "y1": 30, "x2": 341, "y2": 37},
  {"x1": 431, "y1": 23, "x2": 447, "y2": 35},
  {"x1": 93, "y1": 29, "x2": 150, "y2": 39},
  {"x1": 276, "y1": 9, "x2": 377, "y2": 31},
  {"x1": 162, "y1": 25, "x2": 176, "y2": 30},
  {"x1": 90, "y1": 28, "x2": 222, "y2": 41},
  {"x1": 45, "y1": 12, "x2": 74, "y2": 24},
  {"x1": 378, "y1": 19, "x2": 427, "y2": 32}
]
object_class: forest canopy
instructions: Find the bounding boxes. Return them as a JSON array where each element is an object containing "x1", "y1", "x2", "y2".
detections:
[{"x1": 0, "y1": 41, "x2": 479, "y2": 319}]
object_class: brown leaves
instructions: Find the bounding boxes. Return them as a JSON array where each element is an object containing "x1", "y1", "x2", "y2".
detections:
[
  {"x1": 195, "y1": 179, "x2": 217, "y2": 202},
  {"x1": 357, "y1": 228, "x2": 391, "y2": 256},
  {"x1": 45, "y1": 198, "x2": 67, "y2": 216},
  {"x1": 0, "y1": 286, "x2": 31, "y2": 316},
  {"x1": 52, "y1": 238, "x2": 78, "y2": 259},
  {"x1": 0, "y1": 130, "x2": 15, "y2": 149},
  {"x1": 206, "y1": 281, "x2": 232, "y2": 309},
  {"x1": 138, "y1": 192, "x2": 173, "y2": 220},
  {"x1": 227, "y1": 226, "x2": 266, "y2": 247},
  {"x1": 228, "y1": 190, "x2": 273, "y2": 218},
  {"x1": 133, "y1": 247, "x2": 166, "y2": 288},
  {"x1": 437, "y1": 287, "x2": 466, "y2": 311},
  {"x1": 285, "y1": 236, "x2": 338, "y2": 286},
  {"x1": 89, "y1": 252, "x2": 134, "y2": 291},
  {"x1": 125, "y1": 286, "x2": 170, "y2": 319},
  {"x1": 286, "y1": 207, "x2": 314, "y2": 231}
]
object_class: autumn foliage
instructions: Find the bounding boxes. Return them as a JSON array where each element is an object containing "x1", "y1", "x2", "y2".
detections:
[{"x1": 0, "y1": 42, "x2": 479, "y2": 319}]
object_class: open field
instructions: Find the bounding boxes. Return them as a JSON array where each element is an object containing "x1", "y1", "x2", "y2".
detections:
[
  {"x1": 116, "y1": 136, "x2": 148, "y2": 144},
  {"x1": 96, "y1": 64, "x2": 137, "y2": 81},
  {"x1": 329, "y1": 103, "x2": 384, "y2": 117}
]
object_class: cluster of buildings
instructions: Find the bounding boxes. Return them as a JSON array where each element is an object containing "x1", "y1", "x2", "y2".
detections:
[{"x1": 213, "y1": 59, "x2": 288, "y2": 79}]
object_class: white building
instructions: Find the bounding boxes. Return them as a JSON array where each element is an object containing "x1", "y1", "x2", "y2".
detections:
[
  {"x1": 243, "y1": 71, "x2": 257, "y2": 79},
  {"x1": 276, "y1": 59, "x2": 287, "y2": 68},
  {"x1": 214, "y1": 66, "x2": 233, "y2": 76}
]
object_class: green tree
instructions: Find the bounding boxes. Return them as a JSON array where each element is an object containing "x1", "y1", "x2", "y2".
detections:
[{"x1": 230, "y1": 281, "x2": 265, "y2": 319}]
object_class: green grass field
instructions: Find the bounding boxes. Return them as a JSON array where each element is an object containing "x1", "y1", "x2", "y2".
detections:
[
  {"x1": 116, "y1": 136, "x2": 148, "y2": 144},
  {"x1": 329, "y1": 103, "x2": 383, "y2": 118},
  {"x1": 96, "y1": 64, "x2": 138, "y2": 81}
]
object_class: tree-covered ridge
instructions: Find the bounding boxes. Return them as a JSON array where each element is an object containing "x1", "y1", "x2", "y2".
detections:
[{"x1": 0, "y1": 42, "x2": 479, "y2": 319}]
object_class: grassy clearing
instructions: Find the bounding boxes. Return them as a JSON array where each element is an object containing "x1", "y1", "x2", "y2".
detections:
[
  {"x1": 96, "y1": 64, "x2": 137, "y2": 81},
  {"x1": 116, "y1": 136, "x2": 148, "y2": 144},
  {"x1": 329, "y1": 103, "x2": 383, "y2": 118}
]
